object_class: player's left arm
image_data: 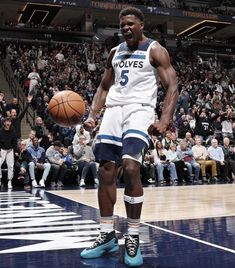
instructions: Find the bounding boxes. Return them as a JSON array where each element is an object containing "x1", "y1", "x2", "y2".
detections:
[{"x1": 149, "y1": 44, "x2": 178, "y2": 134}]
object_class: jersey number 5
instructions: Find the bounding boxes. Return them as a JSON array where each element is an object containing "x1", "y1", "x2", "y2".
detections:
[{"x1": 120, "y1": 70, "x2": 129, "y2": 86}]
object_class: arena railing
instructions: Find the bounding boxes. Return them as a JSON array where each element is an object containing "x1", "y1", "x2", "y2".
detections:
[{"x1": 0, "y1": 59, "x2": 35, "y2": 127}]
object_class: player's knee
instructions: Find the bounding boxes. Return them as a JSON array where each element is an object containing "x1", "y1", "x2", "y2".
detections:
[
  {"x1": 100, "y1": 160, "x2": 116, "y2": 172},
  {"x1": 99, "y1": 161, "x2": 117, "y2": 185},
  {"x1": 122, "y1": 159, "x2": 140, "y2": 178}
]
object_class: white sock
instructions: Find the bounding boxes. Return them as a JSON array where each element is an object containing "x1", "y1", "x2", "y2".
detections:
[
  {"x1": 127, "y1": 217, "x2": 140, "y2": 235},
  {"x1": 100, "y1": 216, "x2": 114, "y2": 233}
]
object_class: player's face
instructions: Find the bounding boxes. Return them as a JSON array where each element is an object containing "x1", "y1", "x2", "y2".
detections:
[{"x1": 120, "y1": 15, "x2": 144, "y2": 48}]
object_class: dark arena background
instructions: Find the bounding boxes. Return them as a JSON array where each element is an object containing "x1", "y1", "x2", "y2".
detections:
[{"x1": 0, "y1": 0, "x2": 235, "y2": 267}]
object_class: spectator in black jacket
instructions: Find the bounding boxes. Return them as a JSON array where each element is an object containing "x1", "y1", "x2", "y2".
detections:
[
  {"x1": 10, "y1": 95, "x2": 33, "y2": 140},
  {"x1": 6, "y1": 97, "x2": 20, "y2": 115},
  {"x1": 178, "y1": 119, "x2": 194, "y2": 139},
  {"x1": 14, "y1": 139, "x2": 30, "y2": 190},
  {"x1": 222, "y1": 137, "x2": 235, "y2": 181},
  {"x1": 31, "y1": 116, "x2": 50, "y2": 149},
  {"x1": 0, "y1": 92, "x2": 6, "y2": 122},
  {"x1": 0, "y1": 117, "x2": 17, "y2": 189},
  {"x1": 194, "y1": 107, "x2": 218, "y2": 145}
]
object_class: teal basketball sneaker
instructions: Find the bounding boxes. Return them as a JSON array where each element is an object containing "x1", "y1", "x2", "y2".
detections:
[
  {"x1": 124, "y1": 234, "x2": 143, "y2": 267},
  {"x1": 80, "y1": 231, "x2": 119, "y2": 259}
]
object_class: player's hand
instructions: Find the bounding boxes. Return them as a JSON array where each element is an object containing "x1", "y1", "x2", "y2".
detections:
[
  {"x1": 148, "y1": 120, "x2": 168, "y2": 136},
  {"x1": 83, "y1": 118, "x2": 96, "y2": 132}
]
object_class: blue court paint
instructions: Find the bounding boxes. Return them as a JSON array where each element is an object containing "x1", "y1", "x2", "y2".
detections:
[{"x1": 0, "y1": 190, "x2": 235, "y2": 268}]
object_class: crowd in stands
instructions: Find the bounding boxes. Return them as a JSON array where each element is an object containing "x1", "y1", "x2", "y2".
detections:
[
  {"x1": 2, "y1": 0, "x2": 234, "y2": 33},
  {"x1": 4, "y1": 21, "x2": 81, "y2": 32},
  {"x1": 0, "y1": 37, "x2": 234, "y2": 190},
  {"x1": 8, "y1": 42, "x2": 107, "y2": 126},
  {"x1": 100, "y1": 0, "x2": 235, "y2": 16}
]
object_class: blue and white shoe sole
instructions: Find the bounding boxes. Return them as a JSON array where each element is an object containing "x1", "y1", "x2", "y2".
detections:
[
  {"x1": 80, "y1": 239, "x2": 119, "y2": 259},
  {"x1": 124, "y1": 247, "x2": 143, "y2": 267}
]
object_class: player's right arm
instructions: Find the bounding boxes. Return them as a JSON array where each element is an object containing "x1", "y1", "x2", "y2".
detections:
[{"x1": 84, "y1": 49, "x2": 116, "y2": 130}]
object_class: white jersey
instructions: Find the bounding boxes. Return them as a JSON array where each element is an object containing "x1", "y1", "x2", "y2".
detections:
[{"x1": 106, "y1": 38, "x2": 158, "y2": 108}]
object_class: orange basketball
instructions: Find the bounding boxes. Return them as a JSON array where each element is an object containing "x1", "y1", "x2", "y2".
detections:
[{"x1": 48, "y1": 90, "x2": 85, "y2": 127}]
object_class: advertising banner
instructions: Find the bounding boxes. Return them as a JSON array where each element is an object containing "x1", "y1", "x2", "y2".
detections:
[{"x1": 27, "y1": 0, "x2": 90, "y2": 7}]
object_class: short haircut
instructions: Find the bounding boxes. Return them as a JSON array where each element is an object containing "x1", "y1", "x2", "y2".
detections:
[
  {"x1": 3, "y1": 117, "x2": 12, "y2": 123},
  {"x1": 53, "y1": 140, "x2": 62, "y2": 147},
  {"x1": 119, "y1": 7, "x2": 144, "y2": 22},
  {"x1": 20, "y1": 140, "x2": 27, "y2": 145}
]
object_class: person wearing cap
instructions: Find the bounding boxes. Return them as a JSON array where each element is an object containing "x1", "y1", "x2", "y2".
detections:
[
  {"x1": 0, "y1": 117, "x2": 17, "y2": 189},
  {"x1": 45, "y1": 140, "x2": 67, "y2": 187}
]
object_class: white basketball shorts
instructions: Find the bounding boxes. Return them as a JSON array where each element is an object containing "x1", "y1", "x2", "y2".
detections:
[{"x1": 94, "y1": 103, "x2": 155, "y2": 164}]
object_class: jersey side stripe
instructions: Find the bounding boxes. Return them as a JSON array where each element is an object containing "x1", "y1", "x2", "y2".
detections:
[{"x1": 97, "y1": 134, "x2": 122, "y2": 142}]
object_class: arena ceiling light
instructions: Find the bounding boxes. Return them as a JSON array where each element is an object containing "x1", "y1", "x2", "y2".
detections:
[
  {"x1": 177, "y1": 20, "x2": 231, "y2": 38},
  {"x1": 18, "y1": 2, "x2": 61, "y2": 25}
]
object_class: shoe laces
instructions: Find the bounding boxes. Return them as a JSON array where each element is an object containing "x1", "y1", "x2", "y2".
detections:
[
  {"x1": 124, "y1": 234, "x2": 139, "y2": 256},
  {"x1": 91, "y1": 232, "x2": 108, "y2": 248}
]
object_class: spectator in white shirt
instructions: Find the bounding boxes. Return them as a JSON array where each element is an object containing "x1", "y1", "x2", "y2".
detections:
[
  {"x1": 72, "y1": 125, "x2": 91, "y2": 155},
  {"x1": 208, "y1": 138, "x2": 229, "y2": 181},
  {"x1": 192, "y1": 136, "x2": 217, "y2": 182},
  {"x1": 27, "y1": 67, "x2": 41, "y2": 96},
  {"x1": 55, "y1": 50, "x2": 65, "y2": 62}
]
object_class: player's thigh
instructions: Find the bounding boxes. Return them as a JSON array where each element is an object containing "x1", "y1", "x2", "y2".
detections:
[
  {"x1": 98, "y1": 106, "x2": 123, "y2": 142},
  {"x1": 95, "y1": 106, "x2": 123, "y2": 164},
  {"x1": 123, "y1": 104, "x2": 154, "y2": 141},
  {"x1": 122, "y1": 104, "x2": 154, "y2": 157}
]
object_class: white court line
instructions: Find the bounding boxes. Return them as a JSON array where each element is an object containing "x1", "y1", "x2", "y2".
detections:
[
  {"x1": 143, "y1": 221, "x2": 235, "y2": 254},
  {"x1": 49, "y1": 191, "x2": 235, "y2": 254}
]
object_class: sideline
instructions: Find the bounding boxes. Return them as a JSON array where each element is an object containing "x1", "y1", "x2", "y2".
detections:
[{"x1": 50, "y1": 190, "x2": 235, "y2": 254}]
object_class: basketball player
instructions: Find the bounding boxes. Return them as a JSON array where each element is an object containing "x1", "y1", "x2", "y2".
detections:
[{"x1": 81, "y1": 7, "x2": 178, "y2": 267}]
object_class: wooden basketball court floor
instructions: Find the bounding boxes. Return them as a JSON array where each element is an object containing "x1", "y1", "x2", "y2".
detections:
[{"x1": 1, "y1": 183, "x2": 235, "y2": 267}]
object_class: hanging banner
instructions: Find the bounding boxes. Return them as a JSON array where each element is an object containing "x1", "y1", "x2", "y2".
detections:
[
  {"x1": 26, "y1": 0, "x2": 91, "y2": 7},
  {"x1": 91, "y1": 1, "x2": 130, "y2": 10}
]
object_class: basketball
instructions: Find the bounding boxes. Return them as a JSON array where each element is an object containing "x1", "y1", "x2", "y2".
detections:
[{"x1": 48, "y1": 90, "x2": 85, "y2": 127}]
